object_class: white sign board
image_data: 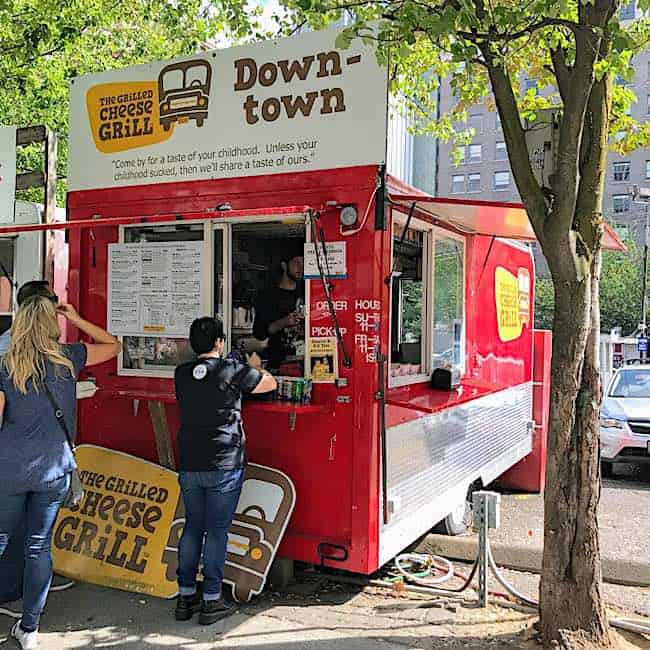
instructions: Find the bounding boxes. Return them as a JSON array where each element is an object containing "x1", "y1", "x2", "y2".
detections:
[
  {"x1": 68, "y1": 28, "x2": 387, "y2": 192},
  {"x1": 0, "y1": 126, "x2": 16, "y2": 223},
  {"x1": 304, "y1": 241, "x2": 347, "y2": 279},
  {"x1": 108, "y1": 241, "x2": 204, "y2": 336}
]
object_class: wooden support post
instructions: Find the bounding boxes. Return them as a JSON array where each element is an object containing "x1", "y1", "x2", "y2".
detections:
[{"x1": 148, "y1": 400, "x2": 176, "y2": 470}]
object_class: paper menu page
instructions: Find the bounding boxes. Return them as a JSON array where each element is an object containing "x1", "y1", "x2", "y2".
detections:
[{"x1": 108, "y1": 240, "x2": 205, "y2": 337}]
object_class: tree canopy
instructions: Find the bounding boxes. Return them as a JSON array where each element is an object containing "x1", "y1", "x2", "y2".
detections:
[{"x1": 0, "y1": 0, "x2": 269, "y2": 204}]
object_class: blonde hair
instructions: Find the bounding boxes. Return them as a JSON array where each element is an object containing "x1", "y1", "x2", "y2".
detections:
[{"x1": 3, "y1": 296, "x2": 74, "y2": 393}]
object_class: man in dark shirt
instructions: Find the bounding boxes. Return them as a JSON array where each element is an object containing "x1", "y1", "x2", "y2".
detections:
[
  {"x1": 174, "y1": 317, "x2": 275, "y2": 624},
  {"x1": 253, "y1": 246, "x2": 304, "y2": 372}
]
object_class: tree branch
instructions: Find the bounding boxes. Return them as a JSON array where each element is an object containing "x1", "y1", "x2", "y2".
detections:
[
  {"x1": 478, "y1": 45, "x2": 549, "y2": 231},
  {"x1": 457, "y1": 18, "x2": 588, "y2": 45},
  {"x1": 547, "y1": 25, "x2": 601, "y2": 235},
  {"x1": 575, "y1": 39, "x2": 612, "y2": 256},
  {"x1": 551, "y1": 47, "x2": 571, "y2": 105}
]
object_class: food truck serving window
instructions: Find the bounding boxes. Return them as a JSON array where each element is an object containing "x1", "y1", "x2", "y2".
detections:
[
  {"x1": 114, "y1": 217, "x2": 306, "y2": 379},
  {"x1": 389, "y1": 216, "x2": 465, "y2": 386},
  {"x1": 118, "y1": 222, "x2": 211, "y2": 376}
]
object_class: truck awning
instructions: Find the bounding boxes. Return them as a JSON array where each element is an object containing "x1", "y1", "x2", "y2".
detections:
[
  {"x1": 387, "y1": 176, "x2": 626, "y2": 252},
  {"x1": 0, "y1": 205, "x2": 312, "y2": 235}
]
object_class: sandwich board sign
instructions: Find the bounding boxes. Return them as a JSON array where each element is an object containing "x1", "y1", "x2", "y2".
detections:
[{"x1": 52, "y1": 445, "x2": 296, "y2": 601}]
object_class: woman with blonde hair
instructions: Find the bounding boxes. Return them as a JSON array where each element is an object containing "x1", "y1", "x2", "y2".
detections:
[{"x1": 0, "y1": 296, "x2": 121, "y2": 650}]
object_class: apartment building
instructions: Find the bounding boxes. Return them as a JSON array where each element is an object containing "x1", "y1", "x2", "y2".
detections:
[{"x1": 434, "y1": 3, "x2": 650, "y2": 245}]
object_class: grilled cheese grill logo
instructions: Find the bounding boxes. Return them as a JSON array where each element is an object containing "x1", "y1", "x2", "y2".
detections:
[
  {"x1": 495, "y1": 266, "x2": 531, "y2": 343},
  {"x1": 52, "y1": 446, "x2": 296, "y2": 601},
  {"x1": 86, "y1": 48, "x2": 362, "y2": 154},
  {"x1": 87, "y1": 59, "x2": 211, "y2": 154}
]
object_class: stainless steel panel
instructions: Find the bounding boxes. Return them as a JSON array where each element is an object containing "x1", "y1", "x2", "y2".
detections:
[{"x1": 385, "y1": 382, "x2": 532, "y2": 529}]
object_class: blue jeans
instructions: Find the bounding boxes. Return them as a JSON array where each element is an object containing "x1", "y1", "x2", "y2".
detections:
[
  {"x1": 177, "y1": 468, "x2": 244, "y2": 600},
  {"x1": 0, "y1": 473, "x2": 70, "y2": 631}
]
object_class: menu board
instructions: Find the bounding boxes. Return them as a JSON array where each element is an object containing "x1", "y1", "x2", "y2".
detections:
[{"x1": 108, "y1": 241, "x2": 204, "y2": 337}]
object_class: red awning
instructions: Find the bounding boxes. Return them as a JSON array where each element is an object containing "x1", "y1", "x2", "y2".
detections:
[{"x1": 387, "y1": 175, "x2": 626, "y2": 252}]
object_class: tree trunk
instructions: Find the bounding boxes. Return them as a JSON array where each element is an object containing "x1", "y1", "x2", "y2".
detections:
[{"x1": 540, "y1": 250, "x2": 613, "y2": 648}]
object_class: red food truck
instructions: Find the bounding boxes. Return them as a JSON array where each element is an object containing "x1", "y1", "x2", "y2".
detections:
[{"x1": 0, "y1": 27, "x2": 624, "y2": 580}]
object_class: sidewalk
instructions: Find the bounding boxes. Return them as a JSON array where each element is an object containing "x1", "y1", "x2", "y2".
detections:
[
  {"x1": 422, "y1": 468, "x2": 650, "y2": 587},
  {"x1": 0, "y1": 580, "x2": 536, "y2": 650}
]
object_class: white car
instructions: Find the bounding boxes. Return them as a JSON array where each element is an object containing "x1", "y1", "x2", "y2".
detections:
[{"x1": 600, "y1": 364, "x2": 650, "y2": 477}]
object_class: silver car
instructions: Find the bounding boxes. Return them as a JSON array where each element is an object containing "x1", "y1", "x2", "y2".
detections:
[{"x1": 600, "y1": 364, "x2": 650, "y2": 477}]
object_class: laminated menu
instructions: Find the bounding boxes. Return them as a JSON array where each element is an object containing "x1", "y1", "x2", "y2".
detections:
[{"x1": 108, "y1": 241, "x2": 204, "y2": 337}]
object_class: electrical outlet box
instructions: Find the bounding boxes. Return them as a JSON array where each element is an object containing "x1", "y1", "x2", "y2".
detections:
[{"x1": 472, "y1": 491, "x2": 501, "y2": 530}]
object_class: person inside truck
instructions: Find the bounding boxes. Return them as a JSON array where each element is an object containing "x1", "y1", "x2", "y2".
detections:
[{"x1": 252, "y1": 245, "x2": 304, "y2": 374}]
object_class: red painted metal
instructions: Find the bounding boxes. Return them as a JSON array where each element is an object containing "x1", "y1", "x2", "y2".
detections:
[
  {"x1": 66, "y1": 164, "x2": 537, "y2": 575},
  {"x1": 0, "y1": 206, "x2": 314, "y2": 235},
  {"x1": 496, "y1": 330, "x2": 551, "y2": 493}
]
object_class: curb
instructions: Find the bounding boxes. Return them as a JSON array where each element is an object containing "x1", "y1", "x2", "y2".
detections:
[{"x1": 416, "y1": 534, "x2": 650, "y2": 589}]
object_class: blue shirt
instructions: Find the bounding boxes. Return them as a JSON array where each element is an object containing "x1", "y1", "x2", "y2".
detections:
[
  {"x1": 0, "y1": 330, "x2": 10, "y2": 355},
  {"x1": 0, "y1": 343, "x2": 87, "y2": 494}
]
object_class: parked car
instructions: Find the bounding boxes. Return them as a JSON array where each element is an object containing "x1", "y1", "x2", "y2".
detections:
[{"x1": 600, "y1": 363, "x2": 650, "y2": 477}]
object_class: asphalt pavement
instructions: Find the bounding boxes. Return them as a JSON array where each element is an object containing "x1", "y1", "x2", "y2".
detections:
[{"x1": 422, "y1": 463, "x2": 650, "y2": 587}]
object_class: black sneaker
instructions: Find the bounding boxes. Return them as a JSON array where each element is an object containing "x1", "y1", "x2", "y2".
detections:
[
  {"x1": 175, "y1": 593, "x2": 202, "y2": 621},
  {"x1": 198, "y1": 598, "x2": 235, "y2": 625}
]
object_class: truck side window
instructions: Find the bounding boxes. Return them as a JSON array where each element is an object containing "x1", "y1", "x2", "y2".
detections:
[
  {"x1": 432, "y1": 236, "x2": 464, "y2": 373},
  {"x1": 390, "y1": 225, "x2": 426, "y2": 380}
]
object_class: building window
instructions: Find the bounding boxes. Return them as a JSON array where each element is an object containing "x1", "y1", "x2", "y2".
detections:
[
  {"x1": 620, "y1": 0, "x2": 635, "y2": 19},
  {"x1": 494, "y1": 171, "x2": 510, "y2": 190},
  {"x1": 467, "y1": 173, "x2": 481, "y2": 192},
  {"x1": 454, "y1": 146, "x2": 466, "y2": 164},
  {"x1": 647, "y1": 94, "x2": 650, "y2": 114},
  {"x1": 647, "y1": 61, "x2": 650, "y2": 83},
  {"x1": 468, "y1": 113, "x2": 484, "y2": 135},
  {"x1": 495, "y1": 114, "x2": 502, "y2": 131},
  {"x1": 613, "y1": 194, "x2": 631, "y2": 213},
  {"x1": 646, "y1": 160, "x2": 650, "y2": 179},
  {"x1": 524, "y1": 78, "x2": 538, "y2": 95},
  {"x1": 468, "y1": 144, "x2": 482, "y2": 163},
  {"x1": 433, "y1": 236, "x2": 465, "y2": 374},
  {"x1": 613, "y1": 161, "x2": 631, "y2": 182},
  {"x1": 495, "y1": 141, "x2": 507, "y2": 161},
  {"x1": 452, "y1": 174, "x2": 465, "y2": 194}
]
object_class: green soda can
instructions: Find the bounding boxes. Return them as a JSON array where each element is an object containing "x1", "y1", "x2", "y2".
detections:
[{"x1": 292, "y1": 378, "x2": 304, "y2": 403}]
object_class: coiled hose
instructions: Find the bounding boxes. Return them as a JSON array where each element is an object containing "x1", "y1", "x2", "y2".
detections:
[{"x1": 394, "y1": 545, "x2": 650, "y2": 637}]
